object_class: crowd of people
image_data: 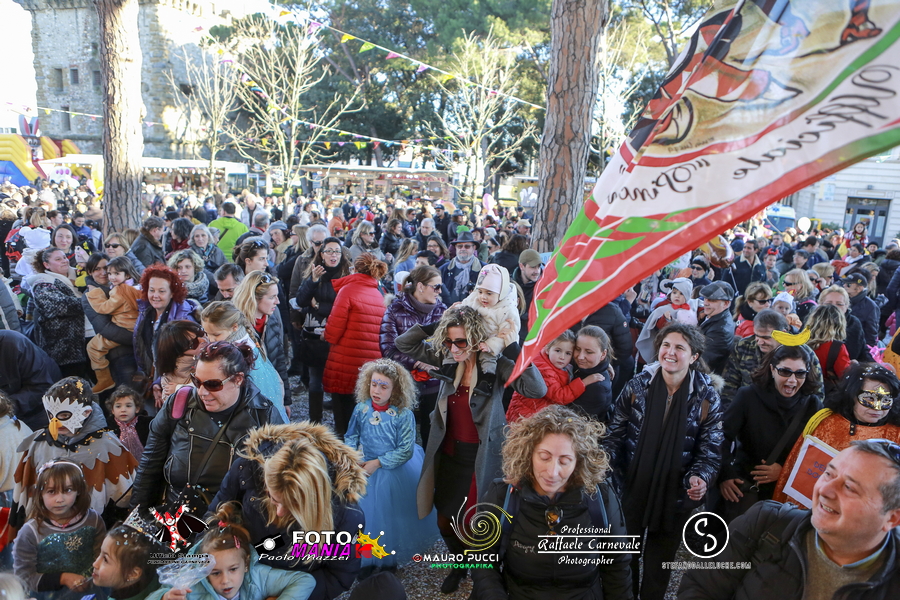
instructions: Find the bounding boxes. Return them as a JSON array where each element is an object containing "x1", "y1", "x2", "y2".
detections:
[{"x1": 1, "y1": 179, "x2": 900, "y2": 600}]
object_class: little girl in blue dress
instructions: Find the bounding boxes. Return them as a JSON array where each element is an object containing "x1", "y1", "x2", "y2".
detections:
[{"x1": 344, "y1": 359, "x2": 439, "y2": 576}]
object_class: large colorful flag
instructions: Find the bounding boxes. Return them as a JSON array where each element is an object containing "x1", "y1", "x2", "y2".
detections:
[{"x1": 514, "y1": 0, "x2": 900, "y2": 378}]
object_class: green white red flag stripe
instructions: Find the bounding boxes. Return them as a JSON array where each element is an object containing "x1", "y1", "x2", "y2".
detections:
[{"x1": 513, "y1": 0, "x2": 900, "y2": 379}]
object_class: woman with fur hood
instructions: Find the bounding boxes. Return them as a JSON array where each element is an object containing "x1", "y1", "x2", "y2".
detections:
[{"x1": 206, "y1": 422, "x2": 367, "y2": 600}]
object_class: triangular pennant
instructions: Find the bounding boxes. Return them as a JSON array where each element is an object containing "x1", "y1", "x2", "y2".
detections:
[
  {"x1": 307, "y1": 21, "x2": 322, "y2": 34},
  {"x1": 354, "y1": 141, "x2": 366, "y2": 149},
  {"x1": 385, "y1": 52, "x2": 401, "y2": 59},
  {"x1": 341, "y1": 33, "x2": 355, "y2": 43},
  {"x1": 416, "y1": 64, "x2": 429, "y2": 73},
  {"x1": 279, "y1": 10, "x2": 290, "y2": 16},
  {"x1": 325, "y1": 142, "x2": 331, "y2": 149},
  {"x1": 440, "y1": 73, "x2": 454, "y2": 83},
  {"x1": 374, "y1": 141, "x2": 381, "y2": 149},
  {"x1": 338, "y1": 142, "x2": 345, "y2": 147},
  {"x1": 359, "y1": 41, "x2": 375, "y2": 53}
]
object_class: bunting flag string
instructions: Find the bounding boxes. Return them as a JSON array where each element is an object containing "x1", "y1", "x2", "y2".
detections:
[{"x1": 294, "y1": 13, "x2": 544, "y2": 111}]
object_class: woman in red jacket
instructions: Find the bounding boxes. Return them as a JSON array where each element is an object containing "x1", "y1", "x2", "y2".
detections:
[{"x1": 324, "y1": 253, "x2": 389, "y2": 435}]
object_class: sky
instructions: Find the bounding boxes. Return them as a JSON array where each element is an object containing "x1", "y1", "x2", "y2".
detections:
[{"x1": 1, "y1": 0, "x2": 37, "y2": 128}]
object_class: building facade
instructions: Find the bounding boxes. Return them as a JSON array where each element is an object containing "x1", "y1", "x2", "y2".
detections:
[{"x1": 14, "y1": 0, "x2": 254, "y2": 159}]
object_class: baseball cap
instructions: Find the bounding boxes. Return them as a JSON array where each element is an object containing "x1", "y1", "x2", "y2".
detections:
[
  {"x1": 518, "y1": 219, "x2": 531, "y2": 228},
  {"x1": 842, "y1": 272, "x2": 869, "y2": 287},
  {"x1": 519, "y1": 249, "x2": 542, "y2": 268}
]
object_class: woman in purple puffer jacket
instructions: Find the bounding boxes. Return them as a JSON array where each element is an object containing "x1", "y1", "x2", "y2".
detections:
[{"x1": 380, "y1": 265, "x2": 446, "y2": 447}]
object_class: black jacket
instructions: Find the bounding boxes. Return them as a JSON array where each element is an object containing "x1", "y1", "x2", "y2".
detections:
[
  {"x1": 129, "y1": 379, "x2": 284, "y2": 511},
  {"x1": 582, "y1": 305, "x2": 634, "y2": 369},
  {"x1": 721, "y1": 385, "x2": 821, "y2": 499},
  {"x1": 379, "y1": 231, "x2": 402, "y2": 257},
  {"x1": 679, "y1": 501, "x2": 900, "y2": 600},
  {"x1": 699, "y1": 309, "x2": 736, "y2": 374},
  {"x1": 849, "y1": 291, "x2": 880, "y2": 346},
  {"x1": 473, "y1": 478, "x2": 632, "y2": 600},
  {"x1": 846, "y1": 313, "x2": 875, "y2": 362},
  {"x1": 490, "y1": 250, "x2": 520, "y2": 276},
  {"x1": 513, "y1": 267, "x2": 540, "y2": 344},
  {"x1": 261, "y1": 308, "x2": 289, "y2": 406},
  {"x1": 0, "y1": 330, "x2": 61, "y2": 430}
]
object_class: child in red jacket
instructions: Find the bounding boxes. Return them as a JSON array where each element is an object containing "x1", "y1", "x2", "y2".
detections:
[{"x1": 506, "y1": 331, "x2": 605, "y2": 423}]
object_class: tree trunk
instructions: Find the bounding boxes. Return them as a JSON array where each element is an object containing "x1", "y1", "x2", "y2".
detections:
[
  {"x1": 95, "y1": 0, "x2": 144, "y2": 234},
  {"x1": 532, "y1": 0, "x2": 607, "y2": 252}
]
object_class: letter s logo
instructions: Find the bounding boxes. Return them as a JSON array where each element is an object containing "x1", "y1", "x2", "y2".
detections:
[{"x1": 683, "y1": 512, "x2": 728, "y2": 559}]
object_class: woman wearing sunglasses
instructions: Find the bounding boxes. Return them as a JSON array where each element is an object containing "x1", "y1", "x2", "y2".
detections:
[
  {"x1": 773, "y1": 363, "x2": 900, "y2": 508},
  {"x1": 232, "y1": 271, "x2": 290, "y2": 415},
  {"x1": 130, "y1": 340, "x2": 285, "y2": 513},
  {"x1": 394, "y1": 305, "x2": 546, "y2": 595},
  {"x1": 472, "y1": 406, "x2": 631, "y2": 600},
  {"x1": 295, "y1": 236, "x2": 350, "y2": 423},
  {"x1": 102, "y1": 232, "x2": 145, "y2": 275},
  {"x1": 733, "y1": 281, "x2": 774, "y2": 338},
  {"x1": 380, "y1": 265, "x2": 446, "y2": 448},
  {"x1": 718, "y1": 344, "x2": 821, "y2": 523}
]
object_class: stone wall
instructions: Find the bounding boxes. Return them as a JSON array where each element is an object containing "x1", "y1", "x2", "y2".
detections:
[{"x1": 14, "y1": 0, "x2": 253, "y2": 159}]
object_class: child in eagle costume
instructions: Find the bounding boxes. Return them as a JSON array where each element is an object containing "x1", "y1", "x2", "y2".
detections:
[{"x1": 11, "y1": 377, "x2": 138, "y2": 529}]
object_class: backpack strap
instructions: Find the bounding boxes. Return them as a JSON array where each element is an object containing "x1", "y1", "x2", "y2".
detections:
[
  {"x1": 825, "y1": 341, "x2": 843, "y2": 378},
  {"x1": 586, "y1": 483, "x2": 609, "y2": 531},
  {"x1": 171, "y1": 385, "x2": 193, "y2": 420},
  {"x1": 499, "y1": 484, "x2": 518, "y2": 561}
]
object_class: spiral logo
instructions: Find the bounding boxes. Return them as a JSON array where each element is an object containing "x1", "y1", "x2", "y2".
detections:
[{"x1": 450, "y1": 496, "x2": 512, "y2": 554}]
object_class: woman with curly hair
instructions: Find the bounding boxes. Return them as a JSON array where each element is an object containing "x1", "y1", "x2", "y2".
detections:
[
  {"x1": 344, "y1": 359, "x2": 439, "y2": 576},
  {"x1": 323, "y1": 254, "x2": 389, "y2": 435},
  {"x1": 472, "y1": 405, "x2": 632, "y2": 600},
  {"x1": 394, "y1": 305, "x2": 547, "y2": 594},
  {"x1": 132, "y1": 265, "x2": 200, "y2": 405},
  {"x1": 603, "y1": 322, "x2": 723, "y2": 600},
  {"x1": 167, "y1": 248, "x2": 210, "y2": 304},
  {"x1": 773, "y1": 363, "x2": 900, "y2": 508}
]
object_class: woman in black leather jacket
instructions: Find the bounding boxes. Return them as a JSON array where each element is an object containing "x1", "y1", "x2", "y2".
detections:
[
  {"x1": 473, "y1": 406, "x2": 632, "y2": 600},
  {"x1": 129, "y1": 340, "x2": 284, "y2": 513}
]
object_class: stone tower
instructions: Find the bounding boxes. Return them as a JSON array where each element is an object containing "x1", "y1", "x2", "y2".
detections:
[{"x1": 13, "y1": 0, "x2": 255, "y2": 158}]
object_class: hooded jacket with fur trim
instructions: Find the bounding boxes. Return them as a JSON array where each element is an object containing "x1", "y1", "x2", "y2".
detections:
[{"x1": 206, "y1": 423, "x2": 367, "y2": 600}]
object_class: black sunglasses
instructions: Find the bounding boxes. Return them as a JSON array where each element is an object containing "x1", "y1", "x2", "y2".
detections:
[
  {"x1": 545, "y1": 506, "x2": 563, "y2": 535},
  {"x1": 312, "y1": 240, "x2": 323, "y2": 246},
  {"x1": 774, "y1": 366, "x2": 808, "y2": 379},
  {"x1": 190, "y1": 373, "x2": 237, "y2": 391},
  {"x1": 105, "y1": 243, "x2": 121, "y2": 249},
  {"x1": 442, "y1": 338, "x2": 469, "y2": 350},
  {"x1": 254, "y1": 272, "x2": 275, "y2": 289}
]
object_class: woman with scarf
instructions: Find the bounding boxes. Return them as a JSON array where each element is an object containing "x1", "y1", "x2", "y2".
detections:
[
  {"x1": 604, "y1": 322, "x2": 723, "y2": 600},
  {"x1": 380, "y1": 265, "x2": 446, "y2": 448},
  {"x1": 189, "y1": 223, "x2": 226, "y2": 273},
  {"x1": 167, "y1": 249, "x2": 210, "y2": 305},
  {"x1": 296, "y1": 237, "x2": 351, "y2": 422},
  {"x1": 718, "y1": 344, "x2": 821, "y2": 521},
  {"x1": 24, "y1": 247, "x2": 92, "y2": 378},
  {"x1": 773, "y1": 363, "x2": 900, "y2": 507}
]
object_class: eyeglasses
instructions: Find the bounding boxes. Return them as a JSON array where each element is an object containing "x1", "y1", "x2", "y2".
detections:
[
  {"x1": 442, "y1": 338, "x2": 469, "y2": 350},
  {"x1": 691, "y1": 265, "x2": 705, "y2": 271},
  {"x1": 784, "y1": 280, "x2": 800, "y2": 286},
  {"x1": 773, "y1": 367, "x2": 808, "y2": 379},
  {"x1": 545, "y1": 506, "x2": 563, "y2": 535},
  {"x1": 751, "y1": 297, "x2": 773, "y2": 304},
  {"x1": 312, "y1": 240, "x2": 323, "y2": 246},
  {"x1": 322, "y1": 249, "x2": 342, "y2": 255},
  {"x1": 105, "y1": 243, "x2": 121, "y2": 249},
  {"x1": 190, "y1": 373, "x2": 237, "y2": 392},
  {"x1": 868, "y1": 439, "x2": 900, "y2": 466}
]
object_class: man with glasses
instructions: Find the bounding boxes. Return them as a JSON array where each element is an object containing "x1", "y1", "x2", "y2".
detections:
[
  {"x1": 698, "y1": 282, "x2": 737, "y2": 374},
  {"x1": 733, "y1": 240, "x2": 767, "y2": 296},
  {"x1": 679, "y1": 440, "x2": 900, "y2": 599},
  {"x1": 440, "y1": 230, "x2": 482, "y2": 304},
  {"x1": 415, "y1": 217, "x2": 439, "y2": 251},
  {"x1": 720, "y1": 309, "x2": 824, "y2": 407}
]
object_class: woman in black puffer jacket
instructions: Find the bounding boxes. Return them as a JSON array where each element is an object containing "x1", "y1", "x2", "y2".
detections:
[
  {"x1": 603, "y1": 322, "x2": 723, "y2": 600},
  {"x1": 295, "y1": 237, "x2": 350, "y2": 422}
]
